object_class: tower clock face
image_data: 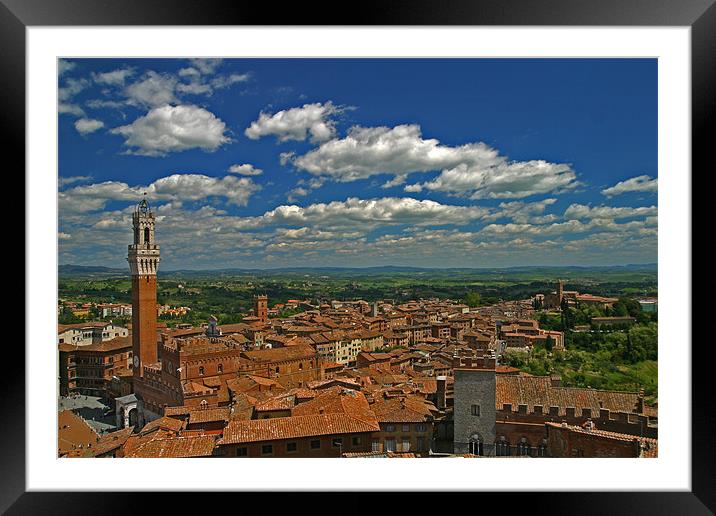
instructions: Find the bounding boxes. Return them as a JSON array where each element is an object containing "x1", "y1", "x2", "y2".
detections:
[{"x1": 133, "y1": 355, "x2": 139, "y2": 368}]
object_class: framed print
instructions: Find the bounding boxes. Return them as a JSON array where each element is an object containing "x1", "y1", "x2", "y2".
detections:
[{"x1": 5, "y1": 0, "x2": 711, "y2": 513}]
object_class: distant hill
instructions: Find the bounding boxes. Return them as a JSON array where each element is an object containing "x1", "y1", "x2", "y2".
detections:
[{"x1": 59, "y1": 263, "x2": 656, "y2": 278}]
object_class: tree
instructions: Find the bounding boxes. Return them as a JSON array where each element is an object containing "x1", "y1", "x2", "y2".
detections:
[
  {"x1": 463, "y1": 291, "x2": 482, "y2": 308},
  {"x1": 545, "y1": 335, "x2": 554, "y2": 352}
]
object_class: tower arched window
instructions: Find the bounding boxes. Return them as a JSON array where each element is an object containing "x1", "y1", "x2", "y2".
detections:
[
  {"x1": 218, "y1": 364, "x2": 223, "y2": 374},
  {"x1": 144, "y1": 227, "x2": 150, "y2": 244},
  {"x1": 199, "y1": 366, "x2": 204, "y2": 376}
]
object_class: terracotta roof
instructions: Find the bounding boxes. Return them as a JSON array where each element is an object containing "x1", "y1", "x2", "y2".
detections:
[
  {"x1": 219, "y1": 413, "x2": 380, "y2": 445},
  {"x1": 546, "y1": 422, "x2": 658, "y2": 457},
  {"x1": 84, "y1": 427, "x2": 134, "y2": 457},
  {"x1": 123, "y1": 434, "x2": 217, "y2": 458},
  {"x1": 255, "y1": 396, "x2": 296, "y2": 412},
  {"x1": 188, "y1": 407, "x2": 231, "y2": 425},
  {"x1": 140, "y1": 416, "x2": 185, "y2": 435},
  {"x1": 292, "y1": 387, "x2": 377, "y2": 426},
  {"x1": 370, "y1": 396, "x2": 434, "y2": 423},
  {"x1": 241, "y1": 344, "x2": 316, "y2": 362},
  {"x1": 71, "y1": 336, "x2": 132, "y2": 353},
  {"x1": 496, "y1": 376, "x2": 642, "y2": 416}
]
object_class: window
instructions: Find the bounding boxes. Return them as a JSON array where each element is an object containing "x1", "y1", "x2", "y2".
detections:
[
  {"x1": 416, "y1": 424, "x2": 427, "y2": 433},
  {"x1": 496, "y1": 439, "x2": 510, "y2": 456},
  {"x1": 286, "y1": 442, "x2": 297, "y2": 453},
  {"x1": 468, "y1": 439, "x2": 483, "y2": 456},
  {"x1": 371, "y1": 439, "x2": 380, "y2": 452},
  {"x1": 401, "y1": 438, "x2": 410, "y2": 452},
  {"x1": 199, "y1": 366, "x2": 204, "y2": 376},
  {"x1": 518, "y1": 438, "x2": 531, "y2": 456},
  {"x1": 144, "y1": 227, "x2": 150, "y2": 243},
  {"x1": 385, "y1": 439, "x2": 396, "y2": 452},
  {"x1": 402, "y1": 424, "x2": 410, "y2": 432},
  {"x1": 217, "y1": 364, "x2": 223, "y2": 374},
  {"x1": 261, "y1": 445, "x2": 273, "y2": 456},
  {"x1": 351, "y1": 436, "x2": 361, "y2": 446},
  {"x1": 310, "y1": 439, "x2": 321, "y2": 450},
  {"x1": 385, "y1": 424, "x2": 395, "y2": 432},
  {"x1": 471, "y1": 404, "x2": 481, "y2": 416},
  {"x1": 236, "y1": 447, "x2": 248, "y2": 457}
]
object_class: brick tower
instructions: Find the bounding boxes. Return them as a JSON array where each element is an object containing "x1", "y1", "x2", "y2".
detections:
[
  {"x1": 253, "y1": 294, "x2": 268, "y2": 323},
  {"x1": 128, "y1": 196, "x2": 160, "y2": 379}
]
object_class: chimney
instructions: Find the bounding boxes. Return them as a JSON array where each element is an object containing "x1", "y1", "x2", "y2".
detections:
[{"x1": 636, "y1": 389, "x2": 645, "y2": 413}]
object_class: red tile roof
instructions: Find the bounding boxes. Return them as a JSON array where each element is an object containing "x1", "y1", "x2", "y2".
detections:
[{"x1": 219, "y1": 413, "x2": 380, "y2": 445}]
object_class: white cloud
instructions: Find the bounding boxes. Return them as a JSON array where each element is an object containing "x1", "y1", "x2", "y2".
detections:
[
  {"x1": 86, "y1": 99, "x2": 126, "y2": 110},
  {"x1": 601, "y1": 175, "x2": 658, "y2": 197},
  {"x1": 58, "y1": 77, "x2": 89, "y2": 102},
  {"x1": 290, "y1": 124, "x2": 496, "y2": 181},
  {"x1": 110, "y1": 105, "x2": 230, "y2": 156},
  {"x1": 58, "y1": 77, "x2": 90, "y2": 117},
  {"x1": 245, "y1": 102, "x2": 343, "y2": 143},
  {"x1": 189, "y1": 58, "x2": 223, "y2": 75},
  {"x1": 228, "y1": 164, "x2": 263, "y2": 176},
  {"x1": 58, "y1": 59, "x2": 76, "y2": 76},
  {"x1": 563, "y1": 204, "x2": 658, "y2": 220},
  {"x1": 210, "y1": 73, "x2": 251, "y2": 90},
  {"x1": 124, "y1": 71, "x2": 178, "y2": 108},
  {"x1": 59, "y1": 176, "x2": 92, "y2": 187},
  {"x1": 488, "y1": 198, "x2": 558, "y2": 223},
  {"x1": 74, "y1": 118, "x2": 105, "y2": 135},
  {"x1": 92, "y1": 67, "x2": 135, "y2": 86},
  {"x1": 59, "y1": 103, "x2": 86, "y2": 117},
  {"x1": 288, "y1": 123, "x2": 577, "y2": 199},
  {"x1": 58, "y1": 232, "x2": 72, "y2": 240},
  {"x1": 59, "y1": 173, "x2": 260, "y2": 213},
  {"x1": 235, "y1": 197, "x2": 492, "y2": 231}
]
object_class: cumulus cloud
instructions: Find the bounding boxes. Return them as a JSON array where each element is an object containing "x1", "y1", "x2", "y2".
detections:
[
  {"x1": 189, "y1": 58, "x2": 223, "y2": 75},
  {"x1": 59, "y1": 175, "x2": 92, "y2": 187},
  {"x1": 59, "y1": 174, "x2": 260, "y2": 213},
  {"x1": 601, "y1": 175, "x2": 658, "y2": 197},
  {"x1": 58, "y1": 59, "x2": 76, "y2": 76},
  {"x1": 74, "y1": 118, "x2": 105, "y2": 135},
  {"x1": 488, "y1": 198, "x2": 559, "y2": 223},
  {"x1": 563, "y1": 204, "x2": 658, "y2": 220},
  {"x1": 228, "y1": 164, "x2": 263, "y2": 176},
  {"x1": 290, "y1": 124, "x2": 497, "y2": 181},
  {"x1": 92, "y1": 67, "x2": 135, "y2": 86},
  {"x1": 235, "y1": 197, "x2": 492, "y2": 231},
  {"x1": 124, "y1": 71, "x2": 178, "y2": 108},
  {"x1": 58, "y1": 232, "x2": 72, "y2": 240},
  {"x1": 287, "y1": 124, "x2": 577, "y2": 199},
  {"x1": 58, "y1": 77, "x2": 90, "y2": 117},
  {"x1": 110, "y1": 105, "x2": 230, "y2": 156},
  {"x1": 245, "y1": 102, "x2": 344, "y2": 143},
  {"x1": 413, "y1": 160, "x2": 578, "y2": 200},
  {"x1": 59, "y1": 103, "x2": 86, "y2": 117}
]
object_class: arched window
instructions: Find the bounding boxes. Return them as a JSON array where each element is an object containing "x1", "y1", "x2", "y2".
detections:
[
  {"x1": 518, "y1": 438, "x2": 531, "y2": 456},
  {"x1": 218, "y1": 364, "x2": 223, "y2": 374},
  {"x1": 199, "y1": 366, "x2": 204, "y2": 376},
  {"x1": 468, "y1": 435, "x2": 483, "y2": 456},
  {"x1": 538, "y1": 439, "x2": 548, "y2": 457},
  {"x1": 144, "y1": 227, "x2": 150, "y2": 244},
  {"x1": 496, "y1": 437, "x2": 510, "y2": 456},
  {"x1": 200, "y1": 399, "x2": 208, "y2": 409}
]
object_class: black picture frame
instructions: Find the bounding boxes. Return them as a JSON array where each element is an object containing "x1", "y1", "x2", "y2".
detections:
[{"x1": 4, "y1": 0, "x2": 709, "y2": 512}]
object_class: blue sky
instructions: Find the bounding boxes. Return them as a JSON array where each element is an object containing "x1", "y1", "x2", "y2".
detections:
[{"x1": 58, "y1": 58, "x2": 657, "y2": 269}]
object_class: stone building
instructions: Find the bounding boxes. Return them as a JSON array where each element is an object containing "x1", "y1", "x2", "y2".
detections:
[{"x1": 452, "y1": 352, "x2": 497, "y2": 456}]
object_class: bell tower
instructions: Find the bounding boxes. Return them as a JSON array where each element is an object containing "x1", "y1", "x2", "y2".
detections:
[{"x1": 128, "y1": 196, "x2": 160, "y2": 379}]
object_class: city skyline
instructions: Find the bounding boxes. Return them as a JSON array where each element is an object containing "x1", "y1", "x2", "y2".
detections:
[{"x1": 58, "y1": 58, "x2": 657, "y2": 270}]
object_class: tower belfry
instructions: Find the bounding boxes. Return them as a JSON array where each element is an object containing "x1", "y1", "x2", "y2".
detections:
[{"x1": 128, "y1": 196, "x2": 160, "y2": 379}]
